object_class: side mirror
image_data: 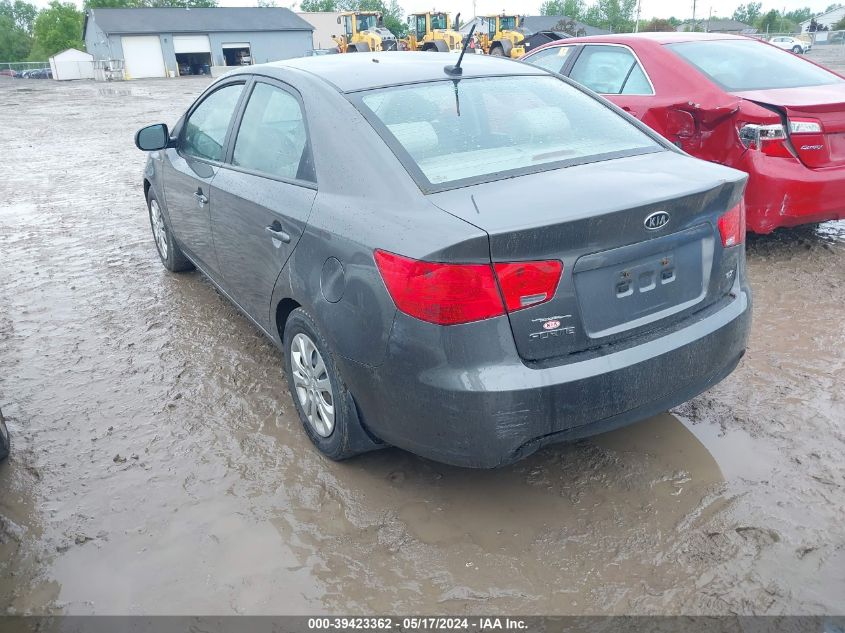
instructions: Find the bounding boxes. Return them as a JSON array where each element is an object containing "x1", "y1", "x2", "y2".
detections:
[{"x1": 135, "y1": 123, "x2": 169, "y2": 151}]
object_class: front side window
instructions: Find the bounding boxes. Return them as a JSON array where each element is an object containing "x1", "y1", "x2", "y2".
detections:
[
  {"x1": 430, "y1": 13, "x2": 447, "y2": 30},
  {"x1": 357, "y1": 75, "x2": 662, "y2": 189},
  {"x1": 668, "y1": 39, "x2": 843, "y2": 91},
  {"x1": 524, "y1": 45, "x2": 573, "y2": 73},
  {"x1": 182, "y1": 83, "x2": 244, "y2": 162},
  {"x1": 233, "y1": 82, "x2": 313, "y2": 182},
  {"x1": 569, "y1": 45, "x2": 653, "y2": 95}
]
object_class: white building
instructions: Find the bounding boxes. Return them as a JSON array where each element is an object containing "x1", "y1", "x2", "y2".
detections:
[
  {"x1": 296, "y1": 11, "x2": 343, "y2": 49},
  {"x1": 49, "y1": 48, "x2": 95, "y2": 81},
  {"x1": 800, "y1": 6, "x2": 845, "y2": 31}
]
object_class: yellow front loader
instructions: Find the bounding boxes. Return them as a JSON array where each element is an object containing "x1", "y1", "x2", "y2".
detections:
[
  {"x1": 332, "y1": 12, "x2": 399, "y2": 52},
  {"x1": 402, "y1": 12, "x2": 464, "y2": 52},
  {"x1": 479, "y1": 14, "x2": 528, "y2": 58}
]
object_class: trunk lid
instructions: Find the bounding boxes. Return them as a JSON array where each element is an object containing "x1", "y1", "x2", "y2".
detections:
[
  {"x1": 734, "y1": 84, "x2": 845, "y2": 168},
  {"x1": 429, "y1": 152, "x2": 746, "y2": 363}
]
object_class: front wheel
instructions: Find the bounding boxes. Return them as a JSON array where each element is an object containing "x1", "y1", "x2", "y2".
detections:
[
  {"x1": 792, "y1": 45, "x2": 802, "y2": 53},
  {"x1": 0, "y1": 409, "x2": 9, "y2": 461},
  {"x1": 283, "y1": 308, "x2": 381, "y2": 460},
  {"x1": 489, "y1": 45, "x2": 505, "y2": 56},
  {"x1": 147, "y1": 190, "x2": 193, "y2": 272}
]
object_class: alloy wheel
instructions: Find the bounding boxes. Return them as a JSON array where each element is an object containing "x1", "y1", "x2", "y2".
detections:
[
  {"x1": 290, "y1": 333, "x2": 335, "y2": 437},
  {"x1": 150, "y1": 198, "x2": 168, "y2": 260}
]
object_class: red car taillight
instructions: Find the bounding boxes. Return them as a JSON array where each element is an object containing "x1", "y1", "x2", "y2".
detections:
[
  {"x1": 738, "y1": 118, "x2": 823, "y2": 158},
  {"x1": 374, "y1": 250, "x2": 562, "y2": 325},
  {"x1": 494, "y1": 260, "x2": 562, "y2": 312},
  {"x1": 718, "y1": 201, "x2": 746, "y2": 247}
]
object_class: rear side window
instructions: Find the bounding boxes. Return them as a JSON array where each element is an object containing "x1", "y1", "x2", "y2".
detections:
[
  {"x1": 569, "y1": 45, "x2": 653, "y2": 95},
  {"x1": 524, "y1": 45, "x2": 573, "y2": 73},
  {"x1": 357, "y1": 75, "x2": 662, "y2": 189},
  {"x1": 668, "y1": 39, "x2": 843, "y2": 91},
  {"x1": 182, "y1": 83, "x2": 244, "y2": 162},
  {"x1": 232, "y1": 82, "x2": 313, "y2": 182}
]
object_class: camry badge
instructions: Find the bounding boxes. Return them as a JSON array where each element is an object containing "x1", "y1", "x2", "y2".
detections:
[{"x1": 644, "y1": 211, "x2": 670, "y2": 230}]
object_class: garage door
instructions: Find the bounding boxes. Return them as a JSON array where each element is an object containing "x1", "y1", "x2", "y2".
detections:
[
  {"x1": 173, "y1": 35, "x2": 211, "y2": 54},
  {"x1": 122, "y1": 35, "x2": 165, "y2": 79}
]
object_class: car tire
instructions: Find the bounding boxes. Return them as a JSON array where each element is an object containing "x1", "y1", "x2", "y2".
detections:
[
  {"x1": 792, "y1": 45, "x2": 802, "y2": 53},
  {"x1": 0, "y1": 409, "x2": 9, "y2": 462},
  {"x1": 147, "y1": 190, "x2": 194, "y2": 273},
  {"x1": 283, "y1": 308, "x2": 382, "y2": 461}
]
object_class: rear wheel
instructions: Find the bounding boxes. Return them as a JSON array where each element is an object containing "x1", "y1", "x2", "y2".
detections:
[
  {"x1": 283, "y1": 308, "x2": 379, "y2": 461},
  {"x1": 792, "y1": 45, "x2": 802, "y2": 53},
  {"x1": 147, "y1": 190, "x2": 193, "y2": 272},
  {"x1": 0, "y1": 409, "x2": 9, "y2": 461}
]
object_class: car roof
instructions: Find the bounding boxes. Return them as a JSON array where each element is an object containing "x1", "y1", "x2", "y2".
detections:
[
  {"x1": 252, "y1": 51, "x2": 544, "y2": 93},
  {"x1": 543, "y1": 31, "x2": 751, "y2": 46}
]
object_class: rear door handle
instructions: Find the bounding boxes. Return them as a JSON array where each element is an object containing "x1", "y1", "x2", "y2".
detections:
[
  {"x1": 265, "y1": 223, "x2": 291, "y2": 243},
  {"x1": 194, "y1": 188, "x2": 208, "y2": 206}
]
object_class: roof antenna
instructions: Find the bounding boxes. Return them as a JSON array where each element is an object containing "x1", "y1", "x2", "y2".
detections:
[{"x1": 444, "y1": 23, "x2": 475, "y2": 76}]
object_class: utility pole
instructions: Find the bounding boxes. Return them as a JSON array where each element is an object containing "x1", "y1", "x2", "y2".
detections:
[
  {"x1": 635, "y1": 0, "x2": 642, "y2": 32},
  {"x1": 707, "y1": 6, "x2": 712, "y2": 32},
  {"x1": 691, "y1": 0, "x2": 697, "y2": 31}
]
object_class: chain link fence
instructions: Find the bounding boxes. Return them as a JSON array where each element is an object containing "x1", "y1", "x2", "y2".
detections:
[{"x1": 0, "y1": 61, "x2": 50, "y2": 78}]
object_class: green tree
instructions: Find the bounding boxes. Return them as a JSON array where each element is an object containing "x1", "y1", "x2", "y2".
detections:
[
  {"x1": 581, "y1": 0, "x2": 636, "y2": 32},
  {"x1": 299, "y1": 0, "x2": 336, "y2": 9},
  {"x1": 0, "y1": 0, "x2": 37, "y2": 60},
  {"x1": 84, "y1": 0, "x2": 218, "y2": 7},
  {"x1": 732, "y1": 2, "x2": 762, "y2": 24},
  {"x1": 784, "y1": 7, "x2": 812, "y2": 23},
  {"x1": 0, "y1": 14, "x2": 31, "y2": 60},
  {"x1": 31, "y1": 0, "x2": 83, "y2": 57},
  {"x1": 834, "y1": 15, "x2": 845, "y2": 29},
  {"x1": 540, "y1": 0, "x2": 585, "y2": 21},
  {"x1": 642, "y1": 17, "x2": 674, "y2": 31},
  {"x1": 825, "y1": 3, "x2": 843, "y2": 12}
]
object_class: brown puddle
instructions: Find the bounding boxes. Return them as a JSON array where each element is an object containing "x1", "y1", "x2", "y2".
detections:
[{"x1": 1, "y1": 77, "x2": 844, "y2": 616}]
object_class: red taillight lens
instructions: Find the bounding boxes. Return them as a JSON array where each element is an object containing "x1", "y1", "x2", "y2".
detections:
[
  {"x1": 494, "y1": 260, "x2": 563, "y2": 312},
  {"x1": 374, "y1": 250, "x2": 504, "y2": 325},
  {"x1": 718, "y1": 201, "x2": 746, "y2": 247},
  {"x1": 374, "y1": 251, "x2": 564, "y2": 325}
]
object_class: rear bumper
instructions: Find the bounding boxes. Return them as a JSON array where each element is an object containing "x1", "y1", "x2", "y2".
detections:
[
  {"x1": 741, "y1": 151, "x2": 845, "y2": 233},
  {"x1": 341, "y1": 284, "x2": 751, "y2": 468}
]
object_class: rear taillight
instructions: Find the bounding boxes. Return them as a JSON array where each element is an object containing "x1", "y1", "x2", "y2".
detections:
[
  {"x1": 738, "y1": 123, "x2": 793, "y2": 157},
  {"x1": 494, "y1": 261, "x2": 562, "y2": 312},
  {"x1": 718, "y1": 201, "x2": 746, "y2": 247},
  {"x1": 374, "y1": 250, "x2": 562, "y2": 325},
  {"x1": 739, "y1": 118, "x2": 823, "y2": 158}
]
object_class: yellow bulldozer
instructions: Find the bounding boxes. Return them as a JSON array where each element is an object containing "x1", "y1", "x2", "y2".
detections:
[
  {"x1": 479, "y1": 14, "x2": 528, "y2": 58},
  {"x1": 332, "y1": 11, "x2": 399, "y2": 52},
  {"x1": 402, "y1": 12, "x2": 464, "y2": 52}
]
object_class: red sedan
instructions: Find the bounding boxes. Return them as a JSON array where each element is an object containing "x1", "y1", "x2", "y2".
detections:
[{"x1": 521, "y1": 33, "x2": 845, "y2": 233}]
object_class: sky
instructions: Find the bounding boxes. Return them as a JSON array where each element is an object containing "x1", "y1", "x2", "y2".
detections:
[{"x1": 32, "y1": 0, "x2": 838, "y2": 21}]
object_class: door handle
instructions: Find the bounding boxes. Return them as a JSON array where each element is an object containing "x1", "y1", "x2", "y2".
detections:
[
  {"x1": 194, "y1": 188, "x2": 208, "y2": 206},
  {"x1": 265, "y1": 223, "x2": 291, "y2": 243}
]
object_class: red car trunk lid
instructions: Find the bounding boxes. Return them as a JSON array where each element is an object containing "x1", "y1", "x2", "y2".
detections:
[{"x1": 734, "y1": 85, "x2": 845, "y2": 168}]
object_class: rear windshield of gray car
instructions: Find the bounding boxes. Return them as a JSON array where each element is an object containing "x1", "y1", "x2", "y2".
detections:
[
  {"x1": 355, "y1": 75, "x2": 663, "y2": 190},
  {"x1": 668, "y1": 39, "x2": 844, "y2": 91}
]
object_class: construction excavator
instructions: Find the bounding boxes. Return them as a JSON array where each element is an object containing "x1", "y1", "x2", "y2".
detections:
[
  {"x1": 479, "y1": 14, "x2": 528, "y2": 58},
  {"x1": 332, "y1": 11, "x2": 399, "y2": 52},
  {"x1": 402, "y1": 12, "x2": 464, "y2": 52}
]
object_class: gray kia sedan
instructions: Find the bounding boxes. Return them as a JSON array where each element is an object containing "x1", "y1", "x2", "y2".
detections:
[{"x1": 135, "y1": 52, "x2": 751, "y2": 468}]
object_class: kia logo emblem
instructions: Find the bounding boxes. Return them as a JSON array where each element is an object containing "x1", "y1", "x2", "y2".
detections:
[
  {"x1": 543, "y1": 320, "x2": 561, "y2": 330},
  {"x1": 644, "y1": 211, "x2": 670, "y2": 230}
]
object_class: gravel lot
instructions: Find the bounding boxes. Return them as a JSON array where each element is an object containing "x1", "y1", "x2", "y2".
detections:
[{"x1": 0, "y1": 63, "x2": 843, "y2": 616}]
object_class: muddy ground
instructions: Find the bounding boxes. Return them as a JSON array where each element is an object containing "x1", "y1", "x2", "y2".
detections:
[{"x1": 0, "y1": 60, "x2": 843, "y2": 616}]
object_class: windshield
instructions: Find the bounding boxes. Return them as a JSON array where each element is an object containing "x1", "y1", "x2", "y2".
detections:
[
  {"x1": 668, "y1": 39, "x2": 843, "y2": 91},
  {"x1": 357, "y1": 14, "x2": 377, "y2": 30},
  {"x1": 357, "y1": 75, "x2": 662, "y2": 189},
  {"x1": 431, "y1": 13, "x2": 447, "y2": 30},
  {"x1": 500, "y1": 16, "x2": 516, "y2": 30}
]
